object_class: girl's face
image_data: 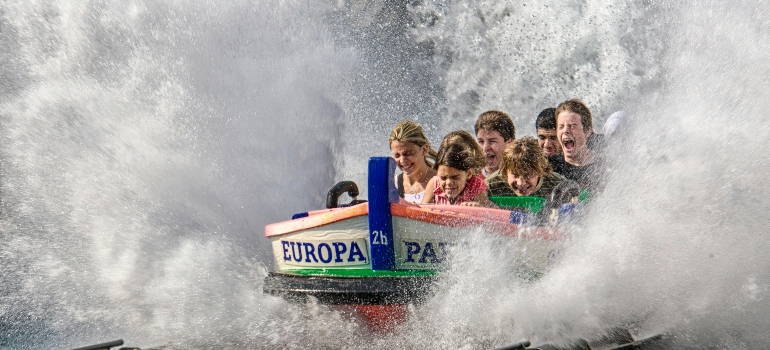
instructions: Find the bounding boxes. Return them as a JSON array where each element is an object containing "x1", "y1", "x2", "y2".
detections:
[
  {"x1": 391, "y1": 140, "x2": 427, "y2": 176},
  {"x1": 507, "y1": 172, "x2": 540, "y2": 196},
  {"x1": 437, "y1": 165, "x2": 471, "y2": 200}
]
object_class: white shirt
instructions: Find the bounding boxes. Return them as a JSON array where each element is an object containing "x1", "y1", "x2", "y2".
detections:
[
  {"x1": 395, "y1": 173, "x2": 427, "y2": 204},
  {"x1": 403, "y1": 191, "x2": 425, "y2": 204}
]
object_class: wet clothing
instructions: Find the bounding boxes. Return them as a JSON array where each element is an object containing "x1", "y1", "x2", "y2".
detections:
[
  {"x1": 485, "y1": 170, "x2": 515, "y2": 196},
  {"x1": 525, "y1": 172, "x2": 566, "y2": 199},
  {"x1": 404, "y1": 191, "x2": 425, "y2": 204},
  {"x1": 486, "y1": 171, "x2": 566, "y2": 199},
  {"x1": 548, "y1": 155, "x2": 605, "y2": 192},
  {"x1": 396, "y1": 173, "x2": 427, "y2": 204},
  {"x1": 587, "y1": 133, "x2": 606, "y2": 154},
  {"x1": 433, "y1": 174, "x2": 487, "y2": 205}
]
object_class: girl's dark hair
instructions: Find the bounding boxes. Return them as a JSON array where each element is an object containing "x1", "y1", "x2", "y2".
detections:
[
  {"x1": 438, "y1": 130, "x2": 486, "y2": 169},
  {"x1": 434, "y1": 142, "x2": 486, "y2": 172}
]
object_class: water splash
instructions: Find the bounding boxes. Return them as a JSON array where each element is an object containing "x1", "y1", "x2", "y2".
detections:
[
  {"x1": 2, "y1": 0, "x2": 770, "y2": 349},
  {"x1": 390, "y1": 0, "x2": 770, "y2": 348},
  {"x1": 0, "y1": 1, "x2": 351, "y2": 348},
  {"x1": 408, "y1": 0, "x2": 667, "y2": 132}
]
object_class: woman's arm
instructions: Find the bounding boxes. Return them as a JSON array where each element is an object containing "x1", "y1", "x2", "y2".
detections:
[{"x1": 421, "y1": 177, "x2": 437, "y2": 204}]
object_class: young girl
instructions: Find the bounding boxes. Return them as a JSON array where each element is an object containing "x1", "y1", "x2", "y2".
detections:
[
  {"x1": 422, "y1": 141, "x2": 494, "y2": 207},
  {"x1": 436, "y1": 130, "x2": 486, "y2": 178},
  {"x1": 389, "y1": 121, "x2": 438, "y2": 204}
]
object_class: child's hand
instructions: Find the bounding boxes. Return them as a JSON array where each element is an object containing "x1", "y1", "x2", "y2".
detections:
[{"x1": 460, "y1": 201, "x2": 481, "y2": 207}]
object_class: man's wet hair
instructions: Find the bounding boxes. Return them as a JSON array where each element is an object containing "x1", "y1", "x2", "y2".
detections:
[
  {"x1": 555, "y1": 99, "x2": 593, "y2": 132},
  {"x1": 474, "y1": 110, "x2": 515, "y2": 141},
  {"x1": 535, "y1": 107, "x2": 557, "y2": 130}
]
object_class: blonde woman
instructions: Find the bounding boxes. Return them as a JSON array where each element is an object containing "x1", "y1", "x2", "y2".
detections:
[{"x1": 389, "y1": 121, "x2": 438, "y2": 203}]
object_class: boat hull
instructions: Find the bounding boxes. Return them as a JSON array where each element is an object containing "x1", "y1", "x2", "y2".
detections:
[
  {"x1": 263, "y1": 157, "x2": 566, "y2": 306},
  {"x1": 263, "y1": 272, "x2": 434, "y2": 305}
]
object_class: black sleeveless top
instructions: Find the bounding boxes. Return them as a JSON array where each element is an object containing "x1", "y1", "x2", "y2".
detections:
[{"x1": 396, "y1": 173, "x2": 405, "y2": 198}]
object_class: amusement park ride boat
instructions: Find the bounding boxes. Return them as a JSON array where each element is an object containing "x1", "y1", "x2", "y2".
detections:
[
  {"x1": 262, "y1": 157, "x2": 573, "y2": 308},
  {"x1": 259, "y1": 157, "x2": 667, "y2": 350},
  {"x1": 69, "y1": 158, "x2": 665, "y2": 350}
]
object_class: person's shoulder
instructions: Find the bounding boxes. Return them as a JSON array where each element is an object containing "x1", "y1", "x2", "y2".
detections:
[
  {"x1": 470, "y1": 174, "x2": 487, "y2": 186},
  {"x1": 586, "y1": 154, "x2": 608, "y2": 172},
  {"x1": 544, "y1": 171, "x2": 566, "y2": 182},
  {"x1": 485, "y1": 170, "x2": 515, "y2": 196},
  {"x1": 538, "y1": 171, "x2": 566, "y2": 193},
  {"x1": 484, "y1": 170, "x2": 505, "y2": 184},
  {"x1": 465, "y1": 174, "x2": 487, "y2": 194},
  {"x1": 587, "y1": 133, "x2": 606, "y2": 153},
  {"x1": 548, "y1": 154, "x2": 567, "y2": 171}
]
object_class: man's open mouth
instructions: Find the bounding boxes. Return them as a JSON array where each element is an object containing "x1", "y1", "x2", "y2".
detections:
[{"x1": 562, "y1": 138, "x2": 575, "y2": 151}]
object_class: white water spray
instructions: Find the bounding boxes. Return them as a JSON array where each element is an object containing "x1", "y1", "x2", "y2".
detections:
[
  {"x1": 1, "y1": 0, "x2": 770, "y2": 349},
  {"x1": 0, "y1": 1, "x2": 352, "y2": 348},
  {"x1": 380, "y1": 0, "x2": 770, "y2": 348}
]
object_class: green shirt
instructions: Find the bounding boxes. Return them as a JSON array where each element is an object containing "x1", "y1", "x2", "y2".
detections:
[
  {"x1": 485, "y1": 170, "x2": 516, "y2": 196},
  {"x1": 485, "y1": 171, "x2": 566, "y2": 199}
]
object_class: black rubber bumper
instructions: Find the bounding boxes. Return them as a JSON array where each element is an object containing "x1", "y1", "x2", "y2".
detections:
[{"x1": 263, "y1": 272, "x2": 435, "y2": 305}]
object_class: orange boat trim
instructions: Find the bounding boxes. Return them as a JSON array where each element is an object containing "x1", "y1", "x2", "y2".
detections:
[
  {"x1": 390, "y1": 203, "x2": 562, "y2": 240},
  {"x1": 265, "y1": 200, "x2": 562, "y2": 240},
  {"x1": 265, "y1": 203, "x2": 369, "y2": 237}
]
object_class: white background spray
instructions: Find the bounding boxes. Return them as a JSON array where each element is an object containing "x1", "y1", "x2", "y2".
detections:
[{"x1": 0, "y1": 0, "x2": 769, "y2": 349}]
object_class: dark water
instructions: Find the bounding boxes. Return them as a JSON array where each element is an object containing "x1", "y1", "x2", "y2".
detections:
[{"x1": 1, "y1": 0, "x2": 769, "y2": 349}]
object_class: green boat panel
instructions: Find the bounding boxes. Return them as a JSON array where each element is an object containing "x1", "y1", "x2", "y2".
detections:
[
  {"x1": 489, "y1": 196, "x2": 546, "y2": 214},
  {"x1": 579, "y1": 189, "x2": 590, "y2": 202},
  {"x1": 489, "y1": 190, "x2": 591, "y2": 214}
]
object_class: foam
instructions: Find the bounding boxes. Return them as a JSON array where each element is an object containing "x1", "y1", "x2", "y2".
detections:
[{"x1": 2, "y1": 0, "x2": 769, "y2": 348}]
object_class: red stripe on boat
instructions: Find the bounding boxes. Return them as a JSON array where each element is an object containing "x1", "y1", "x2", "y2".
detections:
[
  {"x1": 265, "y1": 201, "x2": 562, "y2": 240},
  {"x1": 390, "y1": 203, "x2": 562, "y2": 240}
]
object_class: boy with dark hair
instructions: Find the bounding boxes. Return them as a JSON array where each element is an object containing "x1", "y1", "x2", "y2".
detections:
[
  {"x1": 549, "y1": 99, "x2": 604, "y2": 191},
  {"x1": 474, "y1": 110, "x2": 515, "y2": 177},
  {"x1": 535, "y1": 107, "x2": 561, "y2": 157}
]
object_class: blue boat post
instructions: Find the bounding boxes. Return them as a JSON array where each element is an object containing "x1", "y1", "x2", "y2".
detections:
[{"x1": 367, "y1": 157, "x2": 399, "y2": 270}]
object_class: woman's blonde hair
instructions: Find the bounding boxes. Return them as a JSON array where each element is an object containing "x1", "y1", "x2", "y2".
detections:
[
  {"x1": 500, "y1": 136, "x2": 552, "y2": 178},
  {"x1": 389, "y1": 120, "x2": 437, "y2": 167}
]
